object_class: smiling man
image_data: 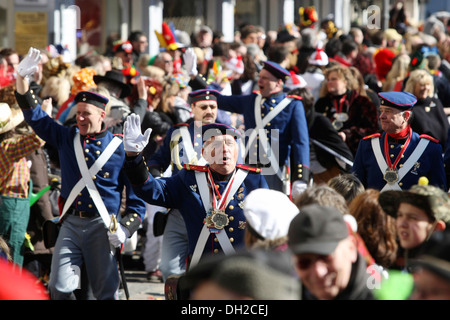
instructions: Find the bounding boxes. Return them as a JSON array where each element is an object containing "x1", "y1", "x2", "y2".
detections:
[
  {"x1": 288, "y1": 204, "x2": 374, "y2": 300},
  {"x1": 14, "y1": 48, "x2": 146, "y2": 300},
  {"x1": 352, "y1": 91, "x2": 446, "y2": 191}
]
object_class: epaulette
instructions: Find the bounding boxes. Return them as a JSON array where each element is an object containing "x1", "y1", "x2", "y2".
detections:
[
  {"x1": 174, "y1": 122, "x2": 190, "y2": 128},
  {"x1": 184, "y1": 164, "x2": 208, "y2": 172},
  {"x1": 420, "y1": 134, "x2": 439, "y2": 144},
  {"x1": 236, "y1": 164, "x2": 262, "y2": 173},
  {"x1": 287, "y1": 94, "x2": 303, "y2": 100},
  {"x1": 363, "y1": 133, "x2": 381, "y2": 140},
  {"x1": 252, "y1": 90, "x2": 261, "y2": 94}
]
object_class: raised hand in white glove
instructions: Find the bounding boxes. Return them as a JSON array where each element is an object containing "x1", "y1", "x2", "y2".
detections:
[
  {"x1": 123, "y1": 113, "x2": 152, "y2": 153},
  {"x1": 291, "y1": 180, "x2": 308, "y2": 201},
  {"x1": 17, "y1": 47, "x2": 41, "y2": 79},
  {"x1": 108, "y1": 224, "x2": 130, "y2": 247},
  {"x1": 183, "y1": 47, "x2": 198, "y2": 77}
]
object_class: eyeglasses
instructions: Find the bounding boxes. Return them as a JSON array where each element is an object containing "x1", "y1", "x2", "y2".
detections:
[{"x1": 295, "y1": 254, "x2": 334, "y2": 270}]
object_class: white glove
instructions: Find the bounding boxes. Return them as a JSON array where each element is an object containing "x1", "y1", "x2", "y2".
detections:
[
  {"x1": 107, "y1": 224, "x2": 130, "y2": 248},
  {"x1": 183, "y1": 47, "x2": 198, "y2": 76},
  {"x1": 123, "y1": 113, "x2": 152, "y2": 153},
  {"x1": 291, "y1": 180, "x2": 308, "y2": 201},
  {"x1": 17, "y1": 47, "x2": 41, "y2": 78}
]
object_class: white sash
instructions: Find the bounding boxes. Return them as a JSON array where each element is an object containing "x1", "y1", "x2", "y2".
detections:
[
  {"x1": 190, "y1": 168, "x2": 248, "y2": 268},
  {"x1": 371, "y1": 137, "x2": 430, "y2": 191},
  {"x1": 59, "y1": 132, "x2": 122, "y2": 228},
  {"x1": 245, "y1": 95, "x2": 292, "y2": 159},
  {"x1": 179, "y1": 126, "x2": 207, "y2": 166}
]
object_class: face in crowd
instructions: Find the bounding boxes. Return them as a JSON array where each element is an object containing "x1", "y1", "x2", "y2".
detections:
[{"x1": 292, "y1": 236, "x2": 357, "y2": 300}]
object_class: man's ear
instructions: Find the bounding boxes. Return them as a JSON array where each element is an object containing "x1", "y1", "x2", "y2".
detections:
[{"x1": 435, "y1": 220, "x2": 446, "y2": 232}]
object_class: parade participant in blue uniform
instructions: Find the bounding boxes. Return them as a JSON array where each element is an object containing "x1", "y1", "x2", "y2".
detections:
[
  {"x1": 145, "y1": 88, "x2": 221, "y2": 281},
  {"x1": 352, "y1": 91, "x2": 446, "y2": 192},
  {"x1": 215, "y1": 60, "x2": 310, "y2": 198},
  {"x1": 123, "y1": 114, "x2": 268, "y2": 268},
  {"x1": 14, "y1": 48, "x2": 146, "y2": 300}
]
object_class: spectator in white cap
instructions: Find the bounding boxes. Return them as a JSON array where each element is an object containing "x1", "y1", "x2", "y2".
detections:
[
  {"x1": 243, "y1": 188, "x2": 299, "y2": 251},
  {"x1": 302, "y1": 42, "x2": 328, "y2": 100}
]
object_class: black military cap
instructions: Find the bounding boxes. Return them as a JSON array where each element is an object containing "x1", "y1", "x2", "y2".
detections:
[
  {"x1": 188, "y1": 89, "x2": 222, "y2": 104},
  {"x1": 74, "y1": 91, "x2": 109, "y2": 110}
]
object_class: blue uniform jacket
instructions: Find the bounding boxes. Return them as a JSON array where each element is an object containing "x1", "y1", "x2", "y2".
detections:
[
  {"x1": 352, "y1": 131, "x2": 447, "y2": 191},
  {"x1": 216, "y1": 91, "x2": 310, "y2": 182},
  {"x1": 19, "y1": 97, "x2": 146, "y2": 233},
  {"x1": 125, "y1": 155, "x2": 268, "y2": 259}
]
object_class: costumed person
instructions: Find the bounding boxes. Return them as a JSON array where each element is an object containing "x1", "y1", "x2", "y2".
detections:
[
  {"x1": 216, "y1": 61, "x2": 311, "y2": 199},
  {"x1": 352, "y1": 91, "x2": 447, "y2": 191},
  {"x1": 14, "y1": 48, "x2": 146, "y2": 300}
]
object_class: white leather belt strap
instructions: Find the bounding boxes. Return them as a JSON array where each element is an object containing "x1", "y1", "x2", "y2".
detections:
[
  {"x1": 179, "y1": 125, "x2": 207, "y2": 165},
  {"x1": 245, "y1": 95, "x2": 292, "y2": 160},
  {"x1": 59, "y1": 132, "x2": 122, "y2": 228},
  {"x1": 253, "y1": 96, "x2": 292, "y2": 182},
  {"x1": 190, "y1": 169, "x2": 248, "y2": 268},
  {"x1": 371, "y1": 137, "x2": 429, "y2": 191}
]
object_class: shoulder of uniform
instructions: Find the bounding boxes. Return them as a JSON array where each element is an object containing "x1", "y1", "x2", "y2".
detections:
[
  {"x1": 236, "y1": 164, "x2": 262, "y2": 173},
  {"x1": 419, "y1": 134, "x2": 439, "y2": 144},
  {"x1": 363, "y1": 133, "x2": 381, "y2": 140},
  {"x1": 252, "y1": 90, "x2": 261, "y2": 95},
  {"x1": 113, "y1": 133, "x2": 124, "y2": 139},
  {"x1": 287, "y1": 94, "x2": 303, "y2": 101},
  {"x1": 183, "y1": 164, "x2": 208, "y2": 172},
  {"x1": 174, "y1": 122, "x2": 190, "y2": 128}
]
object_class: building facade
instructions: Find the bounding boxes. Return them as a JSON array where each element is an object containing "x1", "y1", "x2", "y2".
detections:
[{"x1": 0, "y1": 0, "x2": 428, "y2": 58}]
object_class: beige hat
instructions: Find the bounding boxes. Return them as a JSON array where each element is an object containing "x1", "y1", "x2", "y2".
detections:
[
  {"x1": 385, "y1": 28, "x2": 402, "y2": 42},
  {"x1": 0, "y1": 103, "x2": 24, "y2": 135}
]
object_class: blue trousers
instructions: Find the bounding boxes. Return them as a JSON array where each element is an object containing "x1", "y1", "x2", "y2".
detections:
[
  {"x1": 48, "y1": 215, "x2": 119, "y2": 300},
  {"x1": 159, "y1": 209, "x2": 189, "y2": 281}
]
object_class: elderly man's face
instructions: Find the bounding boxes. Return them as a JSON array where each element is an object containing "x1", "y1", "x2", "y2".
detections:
[
  {"x1": 293, "y1": 237, "x2": 357, "y2": 300},
  {"x1": 203, "y1": 134, "x2": 239, "y2": 175},
  {"x1": 379, "y1": 106, "x2": 410, "y2": 134}
]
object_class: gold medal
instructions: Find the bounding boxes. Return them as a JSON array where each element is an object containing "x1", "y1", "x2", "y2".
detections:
[
  {"x1": 384, "y1": 168, "x2": 399, "y2": 185},
  {"x1": 205, "y1": 209, "x2": 229, "y2": 230}
]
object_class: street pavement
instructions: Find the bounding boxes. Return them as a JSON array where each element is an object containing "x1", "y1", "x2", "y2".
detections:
[
  {"x1": 120, "y1": 270, "x2": 165, "y2": 300},
  {"x1": 119, "y1": 251, "x2": 166, "y2": 300}
]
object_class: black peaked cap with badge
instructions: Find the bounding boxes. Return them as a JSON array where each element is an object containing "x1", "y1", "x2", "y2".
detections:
[
  {"x1": 74, "y1": 91, "x2": 109, "y2": 110},
  {"x1": 188, "y1": 89, "x2": 222, "y2": 104}
]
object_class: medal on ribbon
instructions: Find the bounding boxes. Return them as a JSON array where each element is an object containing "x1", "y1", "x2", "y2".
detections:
[
  {"x1": 384, "y1": 168, "x2": 399, "y2": 185},
  {"x1": 204, "y1": 169, "x2": 237, "y2": 233},
  {"x1": 383, "y1": 128, "x2": 412, "y2": 186},
  {"x1": 205, "y1": 209, "x2": 229, "y2": 231}
]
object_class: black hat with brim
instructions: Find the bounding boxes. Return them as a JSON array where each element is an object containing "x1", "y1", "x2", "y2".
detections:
[{"x1": 93, "y1": 70, "x2": 131, "y2": 98}]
